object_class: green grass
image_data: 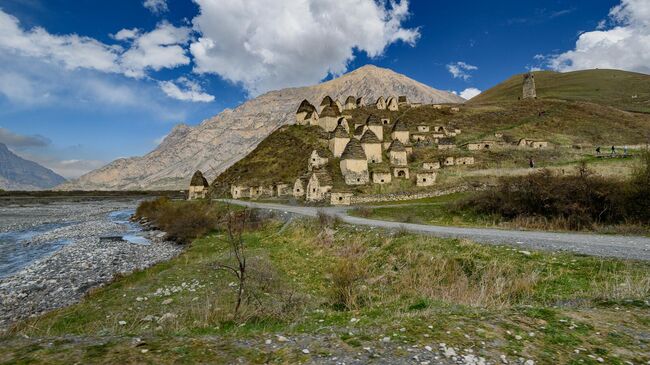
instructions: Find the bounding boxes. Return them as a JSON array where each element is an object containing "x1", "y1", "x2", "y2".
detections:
[
  {"x1": 210, "y1": 124, "x2": 327, "y2": 195},
  {"x1": 1, "y1": 208, "x2": 649, "y2": 364},
  {"x1": 470, "y1": 69, "x2": 650, "y2": 114}
]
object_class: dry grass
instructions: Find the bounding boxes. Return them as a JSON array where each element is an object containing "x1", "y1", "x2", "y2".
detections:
[
  {"x1": 382, "y1": 243, "x2": 539, "y2": 309},
  {"x1": 329, "y1": 242, "x2": 369, "y2": 311}
]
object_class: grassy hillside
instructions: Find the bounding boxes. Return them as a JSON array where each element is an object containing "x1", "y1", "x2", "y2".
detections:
[
  {"x1": 469, "y1": 69, "x2": 650, "y2": 113},
  {"x1": 212, "y1": 100, "x2": 650, "y2": 198},
  {"x1": 3, "y1": 206, "x2": 649, "y2": 364},
  {"x1": 210, "y1": 125, "x2": 327, "y2": 195}
]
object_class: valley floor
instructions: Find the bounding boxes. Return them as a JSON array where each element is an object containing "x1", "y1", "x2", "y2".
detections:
[{"x1": 1, "y1": 207, "x2": 648, "y2": 364}]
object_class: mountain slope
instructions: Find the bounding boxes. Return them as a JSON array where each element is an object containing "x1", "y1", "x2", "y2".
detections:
[
  {"x1": 469, "y1": 69, "x2": 650, "y2": 113},
  {"x1": 0, "y1": 143, "x2": 67, "y2": 190},
  {"x1": 57, "y1": 65, "x2": 464, "y2": 191}
]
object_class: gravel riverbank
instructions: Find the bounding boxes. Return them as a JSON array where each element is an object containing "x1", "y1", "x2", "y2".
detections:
[{"x1": 0, "y1": 199, "x2": 183, "y2": 331}]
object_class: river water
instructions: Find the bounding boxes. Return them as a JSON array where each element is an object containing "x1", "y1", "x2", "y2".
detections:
[
  {"x1": 0, "y1": 198, "x2": 182, "y2": 329},
  {"x1": 0, "y1": 200, "x2": 151, "y2": 278}
]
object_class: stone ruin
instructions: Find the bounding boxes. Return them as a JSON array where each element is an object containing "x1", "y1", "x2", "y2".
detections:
[
  {"x1": 230, "y1": 97, "x2": 475, "y2": 205},
  {"x1": 188, "y1": 170, "x2": 209, "y2": 200},
  {"x1": 522, "y1": 72, "x2": 537, "y2": 99}
]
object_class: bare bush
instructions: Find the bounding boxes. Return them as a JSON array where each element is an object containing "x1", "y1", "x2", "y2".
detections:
[
  {"x1": 317, "y1": 209, "x2": 341, "y2": 228},
  {"x1": 216, "y1": 210, "x2": 251, "y2": 319},
  {"x1": 351, "y1": 206, "x2": 374, "y2": 218}
]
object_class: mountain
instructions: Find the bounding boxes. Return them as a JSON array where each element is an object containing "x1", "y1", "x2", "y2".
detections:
[
  {"x1": 57, "y1": 65, "x2": 465, "y2": 191},
  {"x1": 469, "y1": 69, "x2": 650, "y2": 113},
  {"x1": 0, "y1": 143, "x2": 67, "y2": 190}
]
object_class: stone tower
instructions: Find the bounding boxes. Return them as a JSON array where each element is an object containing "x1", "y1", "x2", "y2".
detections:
[{"x1": 522, "y1": 72, "x2": 536, "y2": 99}]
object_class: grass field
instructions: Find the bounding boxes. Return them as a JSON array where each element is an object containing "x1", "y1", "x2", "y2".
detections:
[
  {"x1": 2, "y1": 204, "x2": 649, "y2": 364},
  {"x1": 469, "y1": 69, "x2": 650, "y2": 114}
]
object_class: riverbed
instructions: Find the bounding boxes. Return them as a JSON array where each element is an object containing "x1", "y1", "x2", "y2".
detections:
[{"x1": 0, "y1": 199, "x2": 183, "y2": 331}]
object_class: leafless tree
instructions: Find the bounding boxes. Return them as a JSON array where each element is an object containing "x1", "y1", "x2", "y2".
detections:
[{"x1": 216, "y1": 209, "x2": 251, "y2": 318}]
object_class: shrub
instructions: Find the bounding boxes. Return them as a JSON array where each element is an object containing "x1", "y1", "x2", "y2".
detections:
[
  {"x1": 351, "y1": 206, "x2": 373, "y2": 218},
  {"x1": 456, "y1": 164, "x2": 645, "y2": 230},
  {"x1": 316, "y1": 209, "x2": 340, "y2": 228},
  {"x1": 626, "y1": 150, "x2": 650, "y2": 222},
  {"x1": 135, "y1": 198, "x2": 225, "y2": 244}
]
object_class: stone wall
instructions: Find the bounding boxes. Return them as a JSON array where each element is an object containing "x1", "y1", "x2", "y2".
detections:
[{"x1": 350, "y1": 186, "x2": 471, "y2": 204}]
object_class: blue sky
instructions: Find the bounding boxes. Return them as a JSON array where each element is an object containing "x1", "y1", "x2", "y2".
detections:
[{"x1": 0, "y1": 0, "x2": 648, "y2": 178}]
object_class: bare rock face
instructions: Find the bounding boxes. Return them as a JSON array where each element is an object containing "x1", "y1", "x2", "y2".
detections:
[{"x1": 57, "y1": 65, "x2": 465, "y2": 191}]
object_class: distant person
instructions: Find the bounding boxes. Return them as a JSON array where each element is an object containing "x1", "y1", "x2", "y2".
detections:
[
  {"x1": 624, "y1": 145, "x2": 628, "y2": 156},
  {"x1": 611, "y1": 145, "x2": 616, "y2": 156},
  {"x1": 596, "y1": 146, "x2": 601, "y2": 155},
  {"x1": 529, "y1": 158, "x2": 535, "y2": 168}
]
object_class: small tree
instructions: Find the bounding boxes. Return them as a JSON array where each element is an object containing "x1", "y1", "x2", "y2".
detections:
[{"x1": 216, "y1": 209, "x2": 251, "y2": 319}]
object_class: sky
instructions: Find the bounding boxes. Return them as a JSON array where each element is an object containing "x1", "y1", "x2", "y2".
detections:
[{"x1": 0, "y1": 0, "x2": 648, "y2": 179}]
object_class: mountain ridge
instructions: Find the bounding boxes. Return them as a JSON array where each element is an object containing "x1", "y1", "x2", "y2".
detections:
[
  {"x1": 57, "y1": 65, "x2": 464, "y2": 191},
  {"x1": 0, "y1": 143, "x2": 67, "y2": 190}
]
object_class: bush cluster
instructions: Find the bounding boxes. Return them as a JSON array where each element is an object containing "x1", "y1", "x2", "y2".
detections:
[
  {"x1": 135, "y1": 197, "x2": 226, "y2": 244},
  {"x1": 458, "y1": 152, "x2": 650, "y2": 229}
]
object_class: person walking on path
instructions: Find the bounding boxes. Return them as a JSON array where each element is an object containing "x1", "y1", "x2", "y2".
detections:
[
  {"x1": 624, "y1": 145, "x2": 628, "y2": 156},
  {"x1": 596, "y1": 146, "x2": 601, "y2": 156},
  {"x1": 611, "y1": 145, "x2": 616, "y2": 156}
]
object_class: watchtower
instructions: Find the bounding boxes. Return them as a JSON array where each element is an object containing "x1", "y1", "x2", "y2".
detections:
[{"x1": 522, "y1": 72, "x2": 537, "y2": 99}]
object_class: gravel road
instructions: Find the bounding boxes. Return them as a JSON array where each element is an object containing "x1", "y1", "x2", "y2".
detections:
[{"x1": 222, "y1": 199, "x2": 650, "y2": 261}]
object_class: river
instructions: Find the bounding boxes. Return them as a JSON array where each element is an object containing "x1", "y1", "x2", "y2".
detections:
[{"x1": 0, "y1": 198, "x2": 182, "y2": 330}]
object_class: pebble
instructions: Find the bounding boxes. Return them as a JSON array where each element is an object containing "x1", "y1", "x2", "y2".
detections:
[{"x1": 0, "y1": 200, "x2": 183, "y2": 331}]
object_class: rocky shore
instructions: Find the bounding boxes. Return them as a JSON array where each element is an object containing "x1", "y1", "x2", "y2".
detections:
[{"x1": 0, "y1": 199, "x2": 183, "y2": 331}]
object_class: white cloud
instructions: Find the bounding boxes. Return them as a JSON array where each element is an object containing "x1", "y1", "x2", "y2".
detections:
[
  {"x1": 459, "y1": 87, "x2": 481, "y2": 100},
  {"x1": 112, "y1": 28, "x2": 140, "y2": 41},
  {"x1": 144, "y1": 0, "x2": 169, "y2": 15},
  {"x1": 189, "y1": 0, "x2": 420, "y2": 95},
  {"x1": 446, "y1": 61, "x2": 478, "y2": 80},
  {"x1": 119, "y1": 22, "x2": 192, "y2": 78},
  {"x1": 0, "y1": 10, "x2": 120, "y2": 73},
  {"x1": 0, "y1": 10, "x2": 191, "y2": 80},
  {"x1": 549, "y1": 0, "x2": 650, "y2": 74},
  {"x1": 159, "y1": 77, "x2": 215, "y2": 103}
]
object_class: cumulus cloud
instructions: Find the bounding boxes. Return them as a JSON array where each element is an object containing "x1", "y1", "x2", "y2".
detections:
[
  {"x1": 143, "y1": 0, "x2": 169, "y2": 14},
  {"x1": 0, "y1": 127, "x2": 50, "y2": 148},
  {"x1": 459, "y1": 87, "x2": 481, "y2": 100},
  {"x1": 447, "y1": 61, "x2": 478, "y2": 80},
  {"x1": 0, "y1": 10, "x2": 192, "y2": 80},
  {"x1": 159, "y1": 77, "x2": 215, "y2": 102},
  {"x1": 0, "y1": 10, "x2": 204, "y2": 104},
  {"x1": 0, "y1": 10, "x2": 120, "y2": 73},
  {"x1": 190, "y1": 0, "x2": 420, "y2": 95},
  {"x1": 118, "y1": 22, "x2": 192, "y2": 78},
  {"x1": 549, "y1": 0, "x2": 650, "y2": 74}
]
